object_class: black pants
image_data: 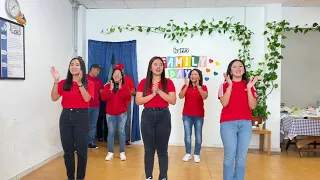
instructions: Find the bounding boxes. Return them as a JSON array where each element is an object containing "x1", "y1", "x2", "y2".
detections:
[
  {"x1": 141, "y1": 108, "x2": 171, "y2": 180},
  {"x1": 96, "y1": 114, "x2": 108, "y2": 141},
  {"x1": 59, "y1": 108, "x2": 89, "y2": 180}
]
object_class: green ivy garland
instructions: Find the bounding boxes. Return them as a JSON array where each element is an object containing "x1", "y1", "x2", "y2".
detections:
[
  {"x1": 101, "y1": 18, "x2": 320, "y2": 120},
  {"x1": 101, "y1": 17, "x2": 254, "y2": 68}
]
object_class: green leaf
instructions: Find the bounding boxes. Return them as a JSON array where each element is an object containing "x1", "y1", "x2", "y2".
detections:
[
  {"x1": 118, "y1": 26, "x2": 122, "y2": 32},
  {"x1": 274, "y1": 84, "x2": 278, "y2": 88},
  {"x1": 313, "y1": 23, "x2": 318, "y2": 27},
  {"x1": 263, "y1": 31, "x2": 268, "y2": 35},
  {"x1": 146, "y1": 27, "x2": 151, "y2": 32},
  {"x1": 191, "y1": 34, "x2": 194, "y2": 38},
  {"x1": 184, "y1": 22, "x2": 188, "y2": 26},
  {"x1": 110, "y1": 27, "x2": 115, "y2": 33},
  {"x1": 208, "y1": 28, "x2": 213, "y2": 35}
]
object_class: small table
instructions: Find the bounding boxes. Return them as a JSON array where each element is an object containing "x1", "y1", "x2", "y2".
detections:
[{"x1": 253, "y1": 128, "x2": 271, "y2": 155}]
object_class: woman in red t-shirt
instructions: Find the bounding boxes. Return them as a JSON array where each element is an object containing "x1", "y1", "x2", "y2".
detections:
[
  {"x1": 100, "y1": 68, "x2": 131, "y2": 161},
  {"x1": 218, "y1": 59, "x2": 258, "y2": 180},
  {"x1": 136, "y1": 56, "x2": 176, "y2": 180},
  {"x1": 179, "y1": 69, "x2": 208, "y2": 163},
  {"x1": 50, "y1": 57, "x2": 94, "y2": 180}
]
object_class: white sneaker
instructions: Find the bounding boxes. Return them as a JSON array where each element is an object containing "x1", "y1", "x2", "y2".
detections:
[
  {"x1": 146, "y1": 177, "x2": 152, "y2": 180},
  {"x1": 105, "y1": 152, "x2": 114, "y2": 161},
  {"x1": 120, "y1": 152, "x2": 126, "y2": 161},
  {"x1": 182, "y1": 154, "x2": 192, "y2": 162},
  {"x1": 194, "y1": 155, "x2": 200, "y2": 163}
]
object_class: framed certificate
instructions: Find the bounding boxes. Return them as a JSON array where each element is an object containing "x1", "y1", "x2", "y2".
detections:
[{"x1": 0, "y1": 17, "x2": 25, "y2": 80}]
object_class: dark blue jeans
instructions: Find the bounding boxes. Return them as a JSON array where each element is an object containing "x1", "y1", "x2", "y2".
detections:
[
  {"x1": 141, "y1": 108, "x2": 171, "y2": 180},
  {"x1": 220, "y1": 120, "x2": 252, "y2": 180},
  {"x1": 125, "y1": 102, "x2": 131, "y2": 141},
  {"x1": 182, "y1": 115, "x2": 204, "y2": 155},
  {"x1": 88, "y1": 107, "x2": 99, "y2": 144},
  {"x1": 59, "y1": 108, "x2": 89, "y2": 180}
]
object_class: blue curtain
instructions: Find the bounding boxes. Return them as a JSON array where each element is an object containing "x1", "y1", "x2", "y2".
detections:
[
  {"x1": 88, "y1": 40, "x2": 141, "y2": 142},
  {"x1": 88, "y1": 40, "x2": 113, "y2": 84},
  {"x1": 111, "y1": 40, "x2": 140, "y2": 142}
]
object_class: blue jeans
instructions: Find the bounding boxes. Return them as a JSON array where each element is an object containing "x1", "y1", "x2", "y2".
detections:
[
  {"x1": 125, "y1": 102, "x2": 131, "y2": 141},
  {"x1": 88, "y1": 108, "x2": 99, "y2": 144},
  {"x1": 106, "y1": 112, "x2": 127, "y2": 153},
  {"x1": 220, "y1": 120, "x2": 252, "y2": 180},
  {"x1": 182, "y1": 115, "x2": 204, "y2": 155}
]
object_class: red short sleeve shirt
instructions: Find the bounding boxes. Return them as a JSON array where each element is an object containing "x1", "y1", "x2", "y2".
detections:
[
  {"x1": 58, "y1": 79, "x2": 95, "y2": 108},
  {"x1": 218, "y1": 80, "x2": 258, "y2": 123},
  {"x1": 137, "y1": 78, "x2": 176, "y2": 108},
  {"x1": 86, "y1": 74, "x2": 103, "y2": 108},
  {"x1": 125, "y1": 75, "x2": 135, "y2": 90},
  {"x1": 182, "y1": 85, "x2": 208, "y2": 117}
]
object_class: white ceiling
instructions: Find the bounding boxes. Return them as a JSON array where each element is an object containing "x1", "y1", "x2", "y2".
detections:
[{"x1": 76, "y1": 0, "x2": 320, "y2": 9}]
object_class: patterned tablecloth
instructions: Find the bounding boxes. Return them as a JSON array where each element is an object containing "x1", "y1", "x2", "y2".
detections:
[{"x1": 280, "y1": 116, "x2": 320, "y2": 143}]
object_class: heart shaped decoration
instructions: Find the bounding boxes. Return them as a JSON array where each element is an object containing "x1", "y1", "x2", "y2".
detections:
[
  {"x1": 205, "y1": 77, "x2": 209, "y2": 81},
  {"x1": 206, "y1": 68, "x2": 211, "y2": 72},
  {"x1": 214, "y1": 71, "x2": 218, "y2": 76},
  {"x1": 215, "y1": 61, "x2": 221, "y2": 66},
  {"x1": 209, "y1": 59, "x2": 214, "y2": 63}
]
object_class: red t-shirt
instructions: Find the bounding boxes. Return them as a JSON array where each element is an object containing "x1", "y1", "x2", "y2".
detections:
[
  {"x1": 125, "y1": 75, "x2": 135, "y2": 90},
  {"x1": 86, "y1": 74, "x2": 103, "y2": 108},
  {"x1": 58, "y1": 79, "x2": 95, "y2": 108},
  {"x1": 181, "y1": 85, "x2": 208, "y2": 117},
  {"x1": 137, "y1": 78, "x2": 176, "y2": 108},
  {"x1": 218, "y1": 80, "x2": 258, "y2": 123}
]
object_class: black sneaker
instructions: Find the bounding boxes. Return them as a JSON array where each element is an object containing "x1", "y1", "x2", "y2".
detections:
[
  {"x1": 88, "y1": 143, "x2": 98, "y2": 149},
  {"x1": 125, "y1": 140, "x2": 131, "y2": 148}
]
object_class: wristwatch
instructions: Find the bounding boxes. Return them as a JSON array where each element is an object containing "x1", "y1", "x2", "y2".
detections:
[{"x1": 78, "y1": 84, "x2": 83, "y2": 87}]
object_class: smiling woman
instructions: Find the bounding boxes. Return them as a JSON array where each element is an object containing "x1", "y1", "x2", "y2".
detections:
[
  {"x1": 100, "y1": 67, "x2": 131, "y2": 161},
  {"x1": 50, "y1": 56, "x2": 94, "y2": 180},
  {"x1": 135, "y1": 56, "x2": 177, "y2": 180}
]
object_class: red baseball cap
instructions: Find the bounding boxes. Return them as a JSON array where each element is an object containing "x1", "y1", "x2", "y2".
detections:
[{"x1": 114, "y1": 63, "x2": 124, "y2": 70}]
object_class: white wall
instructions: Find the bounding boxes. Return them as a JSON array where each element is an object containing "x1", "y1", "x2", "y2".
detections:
[
  {"x1": 85, "y1": 7, "x2": 269, "y2": 149},
  {"x1": 281, "y1": 7, "x2": 320, "y2": 108},
  {"x1": 281, "y1": 31, "x2": 320, "y2": 108},
  {"x1": 0, "y1": 0, "x2": 72, "y2": 179}
]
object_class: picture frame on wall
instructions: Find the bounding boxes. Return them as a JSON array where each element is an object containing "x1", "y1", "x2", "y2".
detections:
[{"x1": 0, "y1": 17, "x2": 25, "y2": 80}]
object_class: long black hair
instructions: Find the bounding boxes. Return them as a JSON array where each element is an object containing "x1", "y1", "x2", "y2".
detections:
[
  {"x1": 143, "y1": 56, "x2": 167, "y2": 96},
  {"x1": 110, "y1": 68, "x2": 126, "y2": 84},
  {"x1": 63, "y1": 56, "x2": 88, "y2": 91},
  {"x1": 226, "y1": 59, "x2": 248, "y2": 82},
  {"x1": 188, "y1": 68, "x2": 203, "y2": 87}
]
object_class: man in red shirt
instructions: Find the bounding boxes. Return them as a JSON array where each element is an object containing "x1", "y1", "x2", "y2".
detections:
[
  {"x1": 114, "y1": 63, "x2": 135, "y2": 147},
  {"x1": 86, "y1": 64, "x2": 103, "y2": 149}
]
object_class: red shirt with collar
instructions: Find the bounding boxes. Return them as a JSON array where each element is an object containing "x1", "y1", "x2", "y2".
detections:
[
  {"x1": 100, "y1": 83, "x2": 131, "y2": 116},
  {"x1": 218, "y1": 80, "x2": 258, "y2": 123},
  {"x1": 182, "y1": 84, "x2": 208, "y2": 117},
  {"x1": 58, "y1": 79, "x2": 95, "y2": 108},
  {"x1": 137, "y1": 78, "x2": 176, "y2": 108},
  {"x1": 86, "y1": 74, "x2": 103, "y2": 108}
]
